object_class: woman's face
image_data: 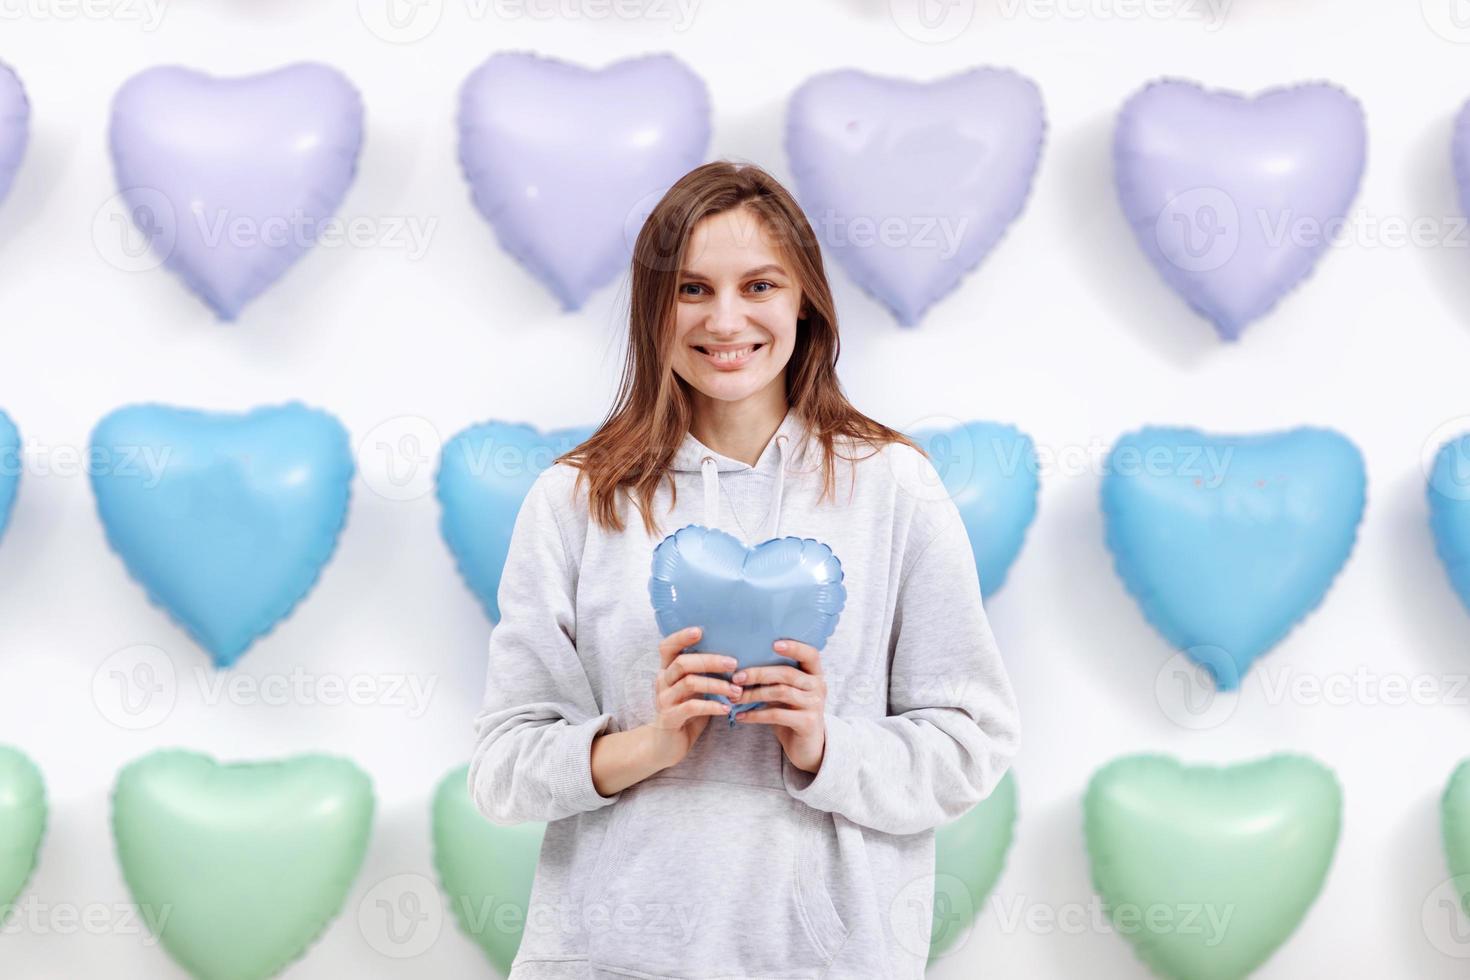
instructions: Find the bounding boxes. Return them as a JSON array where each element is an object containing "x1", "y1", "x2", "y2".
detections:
[{"x1": 669, "y1": 206, "x2": 803, "y2": 405}]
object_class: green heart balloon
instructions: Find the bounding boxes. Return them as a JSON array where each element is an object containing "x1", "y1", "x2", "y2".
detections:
[
  {"x1": 0, "y1": 746, "x2": 45, "y2": 926},
  {"x1": 112, "y1": 749, "x2": 374, "y2": 980},
  {"x1": 1441, "y1": 760, "x2": 1470, "y2": 914},
  {"x1": 929, "y1": 770, "x2": 1017, "y2": 962},
  {"x1": 431, "y1": 764, "x2": 545, "y2": 974},
  {"x1": 1084, "y1": 754, "x2": 1340, "y2": 980}
]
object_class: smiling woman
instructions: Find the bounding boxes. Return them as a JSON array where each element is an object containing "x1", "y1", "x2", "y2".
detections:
[{"x1": 468, "y1": 160, "x2": 1020, "y2": 979}]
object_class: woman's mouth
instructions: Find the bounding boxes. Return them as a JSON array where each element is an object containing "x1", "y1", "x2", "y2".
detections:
[{"x1": 693, "y1": 343, "x2": 764, "y2": 369}]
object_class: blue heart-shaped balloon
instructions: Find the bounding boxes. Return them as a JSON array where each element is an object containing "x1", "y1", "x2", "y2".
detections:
[
  {"x1": 649, "y1": 525, "x2": 846, "y2": 727},
  {"x1": 907, "y1": 421, "x2": 1039, "y2": 594},
  {"x1": 1102, "y1": 427, "x2": 1365, "y2": 688},
  {"x1": 0, "y1": 409, "x2": 20, "y2": 545},
  {"x1": 90, "y1": 402, "x2": 353, "y2": 666},
  {"x1": 436, "y1": 421, "x2": 592, "y2": 623},
  {"x1": 1428, "y1": 434, "x2": 1470, "y2": 614}
]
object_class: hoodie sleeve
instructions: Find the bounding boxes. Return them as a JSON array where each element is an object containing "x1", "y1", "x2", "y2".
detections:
[
  {"x1": 468, "y1": 470, "x2": 623, "y2": 826},
  {"x1": 780, "y1": 487, "x2": 1021, "y2": 836}
]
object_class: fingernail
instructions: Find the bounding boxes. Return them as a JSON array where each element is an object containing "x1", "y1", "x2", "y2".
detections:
[
  {"x1": 732, "y1": 671, "x2": 747, "y2": 683},
  {"x1": 773, "y1": 640, "x2": 787, "y2": 651},
  {"x1": 689, "y1": 627, "x2": 701, "y2": 636},
  {"x1": 730, "y1": 685, "x2": 742, "y2": 695}
]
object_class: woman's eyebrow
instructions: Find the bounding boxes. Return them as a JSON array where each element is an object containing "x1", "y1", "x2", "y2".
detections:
[{"x1": 678, "y1": 264, "x2": 788, "y2": 280}]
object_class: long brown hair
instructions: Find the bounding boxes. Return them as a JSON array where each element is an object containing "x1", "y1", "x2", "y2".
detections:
[{"x1": 558, "y1": 159, "x2": 923, "y2": 536}]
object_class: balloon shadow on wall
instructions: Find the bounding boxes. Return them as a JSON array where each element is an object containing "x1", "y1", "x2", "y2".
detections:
[
  {"x1": 0, "y1": 125, "x2": 62, "y2": 258},
  {"x1": 1029, "y1": 791, "x2": 1138, "y2": 978},
  {"x1": 1390, "y1": 468, "x2": 1470, "y2": 684},
  {"x1": 1057, "y1": 115, "x2": 1219, "y2": 369},
  {"x1": 1045, "y1": 468, "x2": 1169, "y2": 714},
  {"x1": 1409, "y1": 114, "x2": 1470, "y2": 329},
  {"x1": 1400, "y1": 787, "x2": 1466, "y2": 978}
]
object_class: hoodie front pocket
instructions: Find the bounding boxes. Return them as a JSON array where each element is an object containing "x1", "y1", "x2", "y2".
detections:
[{"x1": 584, "y1": 775, "x2": 848, "y2": 978}]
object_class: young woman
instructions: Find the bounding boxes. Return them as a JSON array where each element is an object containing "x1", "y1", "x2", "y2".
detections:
[{"x1": 469, "y1": 160, "x2": 1020, "y2": 978}]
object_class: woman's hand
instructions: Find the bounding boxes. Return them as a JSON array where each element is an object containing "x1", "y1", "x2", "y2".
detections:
[
  {"x1": 646, "y1": 626, "x2": 742, "y2": 769},
  {"x1": 731, "y1": 639, "x2": 828, "y2": 773}
]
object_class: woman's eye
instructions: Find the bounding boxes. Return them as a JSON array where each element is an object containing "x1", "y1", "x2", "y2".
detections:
[
  {"x1": 748, "y1": 280, "x2": 776, "y2": 294},
  {"x1": 679, "y1": 283, "x2": 705, "y2": 296}
]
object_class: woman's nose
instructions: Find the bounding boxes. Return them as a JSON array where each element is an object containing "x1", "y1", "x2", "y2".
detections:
[{"x1": 706, "y1": 296, "x2": 746, "y2": 334}]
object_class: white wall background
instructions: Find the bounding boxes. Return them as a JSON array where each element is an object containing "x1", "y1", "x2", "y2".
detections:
[{"x1": 0, "y1": 0, "x2": 1466, "y2": 976}]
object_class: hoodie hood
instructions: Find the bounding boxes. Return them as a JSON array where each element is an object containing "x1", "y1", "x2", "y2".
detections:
[{"x1": 669, "y1": 406, "x2": 814, "y2": 544}]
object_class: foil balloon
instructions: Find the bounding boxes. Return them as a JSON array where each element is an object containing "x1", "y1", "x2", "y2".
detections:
[
  {"x1": 649, "y1": 525, "x2": 846, "y2": 727},
  {"x1": 0, "y1": 746, "x2": 45, "y2": 926},
  {"x1": 89, "y1": 402, "x2": 353, "y2": 666},
  {"x1": 1085, "y1": 754, "x2": 1340, "y2": 980},
  {"x1": 1428, "y1": 434, "x2": 1470, "y2": 615},
  {"x1": 0, "y1": 409, "x2": 19, "y2": 544},
  {"x1": 1114, "y1": 80, "x2": 1366, "y2": 340},
  {"x1": 436, "y1": 420, "x2": 593, "y2": 622},
  {"x1": 0, "y1": 63, "x2": 28, "y2": 208},
  {"x1": 1101, "y1": 426, "x2": 1365, "y2": 689},
  {"x1": 109, "y1": 63, "x2": 364, "y2": 319},
  {"x1": 1453, "y1": 102, "x2": 1470, "y2": 233},
  {"x1": 112, "y1": 750, "x2": 374, "y2": 980},
  {"x1": 458, "y1": 52, "x2": 711, "y2": 310},
  {"x1": 928, "y1": 771, "x2": 1016, "y2": 963},
  {"x1": 905, "y1": 421, "x2": 1039, "y2": 594},
  {"x1": 432, "y1": 764, "x2": 545, "y2": 973},
  {"x1": 1442, "y1": 760, "x2": 1470, "y2": 922},
  {"x1": 786, "y1": 67, "x2": 1044, "y2": 326}
]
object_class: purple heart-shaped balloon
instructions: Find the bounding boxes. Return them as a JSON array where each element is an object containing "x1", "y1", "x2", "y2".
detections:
[
  {"x1": 0, "y1": 63, "x2": 28, "y2": 208},
  {"x1": 649, "y1": 525, "x2": 846, "y2": 728},
  {"x1": 1115, "y1": 79, "x2": 1366, "y2": 341},
  {"x1": 786, "y1": 67, "x2": 1045, "y2": 326},
  {"x1": 1450, "y1": 101, "x2": 1470, "y2": 234},
  {"x1": 109, "y1": 64, "x2": 364, "y2": 320},
  {"x1": 457, "y1": 52, "x2": 710, "y2": 311}
]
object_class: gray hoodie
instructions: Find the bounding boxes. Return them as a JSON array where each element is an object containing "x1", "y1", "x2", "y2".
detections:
[{"x1": 469, "y1": 407, "x2": 1020, "y2": 979}]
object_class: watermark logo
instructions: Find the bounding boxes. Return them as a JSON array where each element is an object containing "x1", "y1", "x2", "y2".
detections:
[
  {"x1": 1423, "y1": 416, "x2": 1470, "y2": 502},
  {"x1": 358, "y1": 415, "x2": 443, "y2": 502},
  {"x1": 1423, "y1": 0, "x2": 1470, "y2": 43},
  {"x1": 1424, "y1": 876, "x2": 1470, "y2": 957},
  {"x1": 889, "y1": 0, "x2": 975, "y2": 43},
  {"x1": 93, "y1": 643, "x2": 177, "y2": 731},
  {"x1": 359, "y1": 873, "x2": 445, "y2": 958},
  {"x1": 358, "y1": 0, "x2": 445, "y2": 43},
  {"x1": 0, "y1": 0, "x2": 170, "y2": 30},
  {"x1": 1155, "y1": 187, "x2": 1240, "y2": 273}
]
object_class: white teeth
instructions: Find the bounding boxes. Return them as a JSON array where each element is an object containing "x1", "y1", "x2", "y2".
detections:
[{"x1": 709, "y1": 345, "x2": 754, "y2": 362}]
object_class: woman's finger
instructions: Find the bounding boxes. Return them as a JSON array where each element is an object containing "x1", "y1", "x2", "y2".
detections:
[
  {"x1": 773, "y1": 639, "x2": 822, "y2": 675},
  {"x1": 731, "y1": 664, "x2": 816, "y2": 690},
  {"x1": 667, "y1": 673, "x2": 742, "y2": 702},
  {"x1": 657, "y1": 626, "x2": 703, "y2": 668},
  {"x1": 732, "y1": 683, "x2": 812, "y2": 708},
  {"x1": 733, "y1": 706, "x2": 811, "y2": 731},
  {"x1": 663, "y1": 653, "x2": 738, "y2": 684},
  {"x1": 669, "y1": 698, "x2": 734, "y2": 724}
]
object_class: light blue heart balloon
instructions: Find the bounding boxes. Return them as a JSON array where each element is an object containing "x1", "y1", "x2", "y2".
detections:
[
  {"x1": 90, "y1": 403, "x2": 353, "y2": 666},
  {"x1": 0, "y1": 409, "x2": 20, "y2": 545},
  {"x1": 907, "y1": 421, "x2": 1038, "y2": 594},
  {"x1": 649, "y1": 525, "x2": 846, "y2": 727},
  {"x1": 1427, "y1": 434, "x2": 1470, "y2": 614},
  {"x1": 1102, "y1": 426, "x2": 1365, "y2": 689},
  {"x1": 436, "y1": 421, "x2": 592, "y2": 622}
]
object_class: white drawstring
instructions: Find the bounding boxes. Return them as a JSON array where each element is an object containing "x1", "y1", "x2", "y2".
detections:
[
  {"x1": 699, "y1": 433, "x2": 790, "y2": 543},
  {"x1": 701, "y1": 454, "x2": 720, "y2": 530}
]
